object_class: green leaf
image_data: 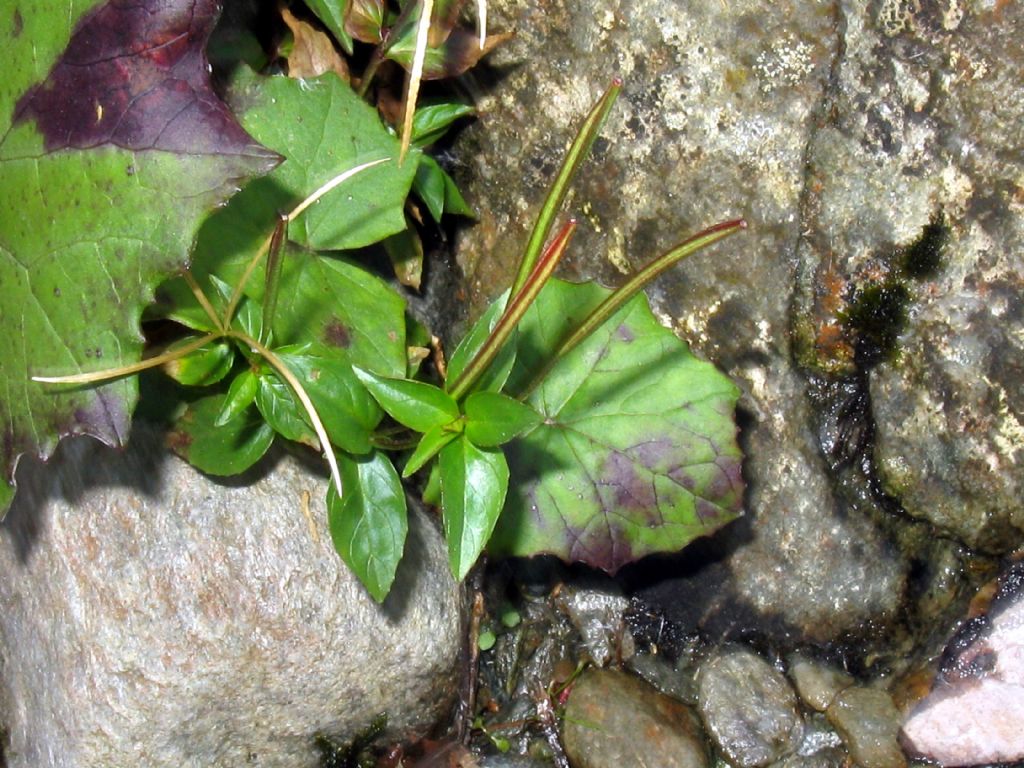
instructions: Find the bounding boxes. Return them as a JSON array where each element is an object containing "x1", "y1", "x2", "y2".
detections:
[
  {"x1": 440, "y1": 436, "x2": 508, "y2": 580},
  {"x1": 275, "y1": 249, "x2": 408, "y2": 377},
  {"x1": 162, "y1": 339, "x2": 235, "y2": 387},
  {"x1": 422, "y1": 461, "x2": 442, "y2": 506},
  {"x1": 403, "y1": 422, "x2": 461, "y2": 477},
  {"x1": 354, "y1": 368, "x2": 459, "y2": 433},
  {"x1": 383, "y1": 223, "x2": 424, "y2": 290},
  {"x1": 328, "y1": 450, "x2": 408, "y2": 602},
  {"x1": 305, "y1": 0, "x2": 355, "y2": 53},
  {"x1": 445, "y1": 294, "x2": 516, "y2": 394},
  {"x1": 254, "y1": 371, "x2": 318, "y2": 446},
  {"x1": 274, "y1": 347, "x2": 382, "y2": 454},
  {"x1": 344, "y1": 0, "x2": 385, "y2": 44},
  {"x1": 489, "y1": 279, "x2": 744, "y2": 573},
  {"x1": 414, "y1": 155, "x2": 446, "y2": 223},
  {"x1": 385, "y1": 5, "x2": 507, "y2": 81},
  {"x1": 441, "y1": 165, "x2": 475, "y2": 218},
  {"x1": 0, "y1": 0, "x2": 278, "y2": 507},
  {"x1": 464, "y1": 391, "x2": 541, "y2": 447},
  {"x1": 217, "y1": 368, "x2": 260, "y2": 426},
  {"x1": 231, "y1": 69, "x2": 418, "y2": 251},
  {"x1": 169, "y1": 234, "x2": 408, "y2": 379},
  {"x1": 170, "y1": 394, "x2": 275, "y2": 476},
  {"x1": 412, "y1": 103, "x2": 475, "y2": 147}
]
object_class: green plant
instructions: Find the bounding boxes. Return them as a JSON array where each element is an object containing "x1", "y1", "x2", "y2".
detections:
[{"x1": 3, "y1": 0, "x2": 745, "y2": 601}]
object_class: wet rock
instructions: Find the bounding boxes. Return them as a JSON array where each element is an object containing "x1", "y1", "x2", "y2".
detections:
[
  {"x1": 788, "y1": 655, "x2": 855, "y2": 712},
  {"x1": 457, "y1": 0, "x2": 908, "y2": 643},
  {"x1": 784, "y1": 713, "x2": 847, "y2": 767},
  {"x1": 696, "y1": 647, "x2": 802, "y2": 767},
  {"x1": 770, "y1": 748, "x2": 847, "y2": 768},
  {"x1": 901, "y1": 561, "x2": 1024, "y2": 765},
  {"x1": 553, "y1": 582, "x2": 633, "y2": 667},
  {"x1": 0, "y1": 426, "x2": 462, "y2": 768},
  {"x1": 791, "y1": 0, "x2": 1024, "y2": 552},
  {"x1": 562, "y1": 668, "x2": 708, "y2": 768},
  {"x1": 826, "y1": 687, "x2": 906, "y2": 768}
]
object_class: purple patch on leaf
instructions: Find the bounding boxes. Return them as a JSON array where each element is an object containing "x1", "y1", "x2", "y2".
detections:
[
  {"x1": 601, "y1": 451, "x2": 657, "y2": 511},
  {"x1": 14, "y1": 0, "x2": 278, "y2": 162},
  {"x1": 615, "y1": 323, "x2": 635, "y2": 342}
]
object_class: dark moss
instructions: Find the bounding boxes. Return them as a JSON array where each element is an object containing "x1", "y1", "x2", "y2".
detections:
[
  {"x1": 316, "y1": 713, "x2": 387, "y2": 768},
  {"x1": 842, "y1": 281, "x2": 910, "y2": 366},
  {"x1": 899, "y1": 212, "x2": 947, "y2": 279}
]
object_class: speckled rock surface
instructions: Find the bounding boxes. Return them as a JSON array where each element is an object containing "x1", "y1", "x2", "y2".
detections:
[
  {"x1": 454, "y1": 0, "x2": 907, "y2": 641},
  {"x1": 562, "y1": 668, "x2": 708, "y2": 768},
  {"x1": 696, "y1": 648, "x2": 803, "y2": 767},
  {"x1": 0, "y1": 426, "x2": 463, "y2": 768},
  {"x1": 792, "y1": 2, "x2": 1024, "y2": 552}
]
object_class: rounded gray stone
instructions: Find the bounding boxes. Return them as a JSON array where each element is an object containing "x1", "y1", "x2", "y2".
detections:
[
  {"x1": 788, "y1": 654, "x2": 855, "y2": 712},
  {"x1": 826, "y1": 687, "x2": 906, "y2": 768},
  {"x1": 0, "y1": 427, "x2": 463, "y2": 767},
  {"x1": 696, "y1": 648, "x2": 802, "y2": 767},
  {"x1": 562, "y1": 668, "x2": 708, "y2": 768}
]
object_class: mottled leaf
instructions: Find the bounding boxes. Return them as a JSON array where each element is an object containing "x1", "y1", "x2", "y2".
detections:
[
  {"x1": 328, "y1": 450, "x2": 408, "y2": 602},
  {"x1": 488, "y1": 279, "x2": 744, "y2": 573},
  {"x1": 440, "y1": 435, "x2": 508, "y2": 580},
  {"x1": 158, "y1": 239, "x2": 408, "y2": 380},
  {"x1": 0, "y1": 0, "x2": 277, "y2": 509}
]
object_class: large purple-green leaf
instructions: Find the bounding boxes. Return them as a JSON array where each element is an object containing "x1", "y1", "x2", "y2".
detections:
[
  {"x1": 488, "y1": 279, "x2": 744, "y2": 573},
  {"x1": 0, "y1": 0, "x2": 278, "y2": 509}
]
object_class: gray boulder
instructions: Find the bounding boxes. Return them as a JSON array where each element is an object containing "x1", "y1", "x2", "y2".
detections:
[
  {"x1": 793, "y1": 0, "x2": 1024, "y2": 554},
  {"x1": 0, "y1": 425, "x2": 463, "y2": 767},
  {"x1": 454, "y1": 0, "x2": 908, "y2": 640}
]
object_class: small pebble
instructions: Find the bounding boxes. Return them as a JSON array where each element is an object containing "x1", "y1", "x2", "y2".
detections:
[
  {"x1": 788, "y1": 654, "x2": 854, "y2": 711},
  {"x1": 562, "y1": 668, "x2": 708, "y2": 768},
  {"x1": 697, "y1": 648, "x2": 803, "y2": 767},
  {"x1": 826, "y1": 686, "x2": 907, "y2": 768}
]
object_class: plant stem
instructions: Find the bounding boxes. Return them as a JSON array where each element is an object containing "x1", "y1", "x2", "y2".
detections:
[
  {"x1": 447, "y1": 219, "x2": 577, "y2": 401},
  {"x1": 357, "y1": 52, "x2": 384, "y2": 98},
  {"x1": 516, "y1": 218, "x2": 747, "y2": 399},
  {"x1": 224, "y1": 158, "x2": 390, "y2": 328},
  {"x1": 32, "y1": 332, "x2": 222, "y2": 384},
  {"x1": 507, "y1": 79, "x2": 622, "y2": 301},
  {"x1": 260, "y1": 213, "x2": 288, "y2": 345},
  {"x1": 399, "y1": 0, "x2": 434, "y2": 164},
  {"x1": 228, "y1": 330, "x2": 344, "y2": 498},
  {"x1": 182, "y1": 270, "x2": 225, "y2": 333}
]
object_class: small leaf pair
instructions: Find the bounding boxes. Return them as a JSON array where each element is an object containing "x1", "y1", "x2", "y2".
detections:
[{"x1": 353, "y1": 367, "x2": 539, "y2": 578}]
